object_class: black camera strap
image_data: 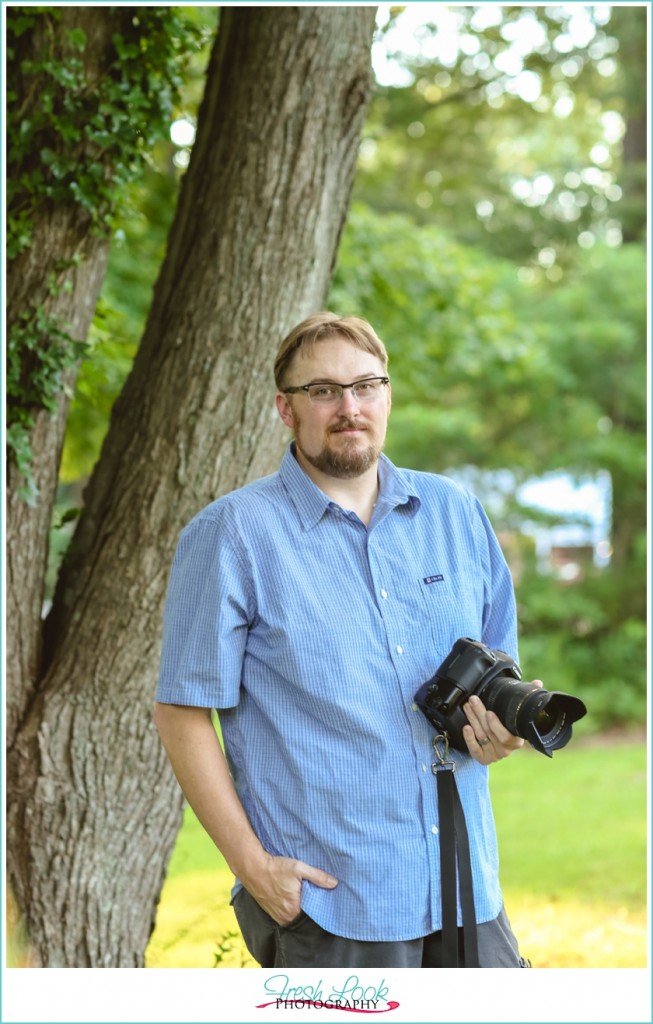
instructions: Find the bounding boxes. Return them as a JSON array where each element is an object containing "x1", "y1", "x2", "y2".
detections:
[{"x1": 432, "y1": 735, "x2": 480, "y2": 968}]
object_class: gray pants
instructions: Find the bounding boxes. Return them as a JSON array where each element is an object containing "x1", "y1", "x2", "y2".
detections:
[{"x1": 232, "y1": 888, "x2": 529, "y2": 968}]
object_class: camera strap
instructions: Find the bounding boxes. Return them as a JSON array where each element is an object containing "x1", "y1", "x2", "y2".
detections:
[{"x1": 432, "y1": 735, "x2": 480, "y2": 968}]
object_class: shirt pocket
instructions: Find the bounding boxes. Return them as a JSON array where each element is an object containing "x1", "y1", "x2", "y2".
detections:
[{"x1": 418, "y1": 572, "x2": 485, "y2": 662}]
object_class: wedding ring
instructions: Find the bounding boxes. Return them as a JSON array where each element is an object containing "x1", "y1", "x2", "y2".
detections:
[{"x1": 480, "y1": 736, "x2": 491, "y2": 747}]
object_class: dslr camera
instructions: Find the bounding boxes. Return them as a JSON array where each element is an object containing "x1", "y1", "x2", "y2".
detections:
[{"x1": 414, "y1": 637, "x2": 586, "y2": 757}]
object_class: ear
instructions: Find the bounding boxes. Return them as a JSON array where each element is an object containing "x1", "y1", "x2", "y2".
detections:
[
  {"x1": 275, "y1": 391, "x2": 296, "y2": 429},
  {"x1": 385, "y1": 379, "x2": 392, "y2": 417}
]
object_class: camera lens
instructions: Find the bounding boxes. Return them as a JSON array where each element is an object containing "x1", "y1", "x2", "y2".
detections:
[
  {"x1": 481, "y1": 677, "x2": 586, "y2": 756},
  {"x1": 533, "y1": 703, "x2": 557, "y2": 733}
]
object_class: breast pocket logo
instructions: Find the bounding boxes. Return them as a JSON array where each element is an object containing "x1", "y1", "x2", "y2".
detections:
[{"x1": 423, "y1": 574, "x2": 444, "y2": 585}]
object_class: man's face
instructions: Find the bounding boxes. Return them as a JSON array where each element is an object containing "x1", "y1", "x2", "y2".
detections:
[{"x1": 275, "y1": 337, "x2": 391, "y2": 480}]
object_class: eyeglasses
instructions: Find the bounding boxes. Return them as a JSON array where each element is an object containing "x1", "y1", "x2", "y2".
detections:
[{"x1": 282, "y1": 376, "x2": 390, "y2": 405}]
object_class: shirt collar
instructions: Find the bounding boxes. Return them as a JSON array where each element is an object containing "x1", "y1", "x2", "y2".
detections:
[{"x1": 279, "y1": 444, "x2": 420, "y2": 530}]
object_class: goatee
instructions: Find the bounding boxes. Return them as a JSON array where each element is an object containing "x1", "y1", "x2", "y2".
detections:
[{"x1": 297, "y1": 419, "x2": 382, "y2": 479}]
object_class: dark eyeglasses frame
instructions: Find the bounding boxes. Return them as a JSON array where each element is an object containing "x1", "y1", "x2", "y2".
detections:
[{"x1": 282, "y1": 376, "x2": 390, "y2": 401}]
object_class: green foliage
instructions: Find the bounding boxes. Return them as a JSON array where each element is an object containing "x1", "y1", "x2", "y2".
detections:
[
  {"x1": 505, "y1": 243, "x2": 646, "y2": 722},
  {"x1": 508, "y1": 245, "x2": 646, "y2": 707},
  {"x1": 60, "y1": 161, "x2": 179, "y2": 482},
  {"x1": 7, "y1": 257, "x2": 88, "y2": 502},
  {"x1": 212, "y1": 931, "x2": 241, "y2": 968},
  {"x1": 6, "y1": 6, "x2": 208, "y2": 498},
  {"x1": 363, "y1": 5, "x2": 646, "y2": 264},
  {"x1": 514, "y1": 244, "x2": 646, "y2": 466},
  {"x1": 9, "y1": 339, "x2": 86, "y2": 494},
  {"x1": 7, "y1": 7, "x2": 203, "y2": 250},
  {"x1": 517, "y1": 565, "x2": 646, "y2": 731}
]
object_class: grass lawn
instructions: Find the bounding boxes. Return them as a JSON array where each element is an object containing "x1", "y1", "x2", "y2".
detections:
[
  {"x1": 146, "y1": 739, "x2": 648, "y2": 969},
  {"x1": 490, "y1": 738, "x2": 648, "y2": 967}
]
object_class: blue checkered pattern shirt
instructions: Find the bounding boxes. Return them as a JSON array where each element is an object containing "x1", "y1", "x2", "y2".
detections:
[{"x1": 156, "y1": 444, "x2": 518, "y2": 941}]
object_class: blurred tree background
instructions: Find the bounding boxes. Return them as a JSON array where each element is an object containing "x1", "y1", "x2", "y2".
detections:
[{"x1": 54, "y1": 4, "x2": 646, "y2": 733}]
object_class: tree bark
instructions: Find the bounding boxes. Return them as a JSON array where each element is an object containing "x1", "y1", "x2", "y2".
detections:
[
  {"x1": 8, "y1": 5, "x2": 377, "y2": 967},
  {"x1": 6, "y1": 7, "x2": 123, "y2": 748}
]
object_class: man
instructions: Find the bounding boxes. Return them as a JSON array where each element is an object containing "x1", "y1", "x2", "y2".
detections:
[{"x1": 154, "y1": 312, "x2": 534, "y2": 968}]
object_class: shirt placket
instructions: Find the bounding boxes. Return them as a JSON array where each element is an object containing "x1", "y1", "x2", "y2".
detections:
[{"x1": 367, "y1": 520, "x2": 444, "y2": 932}]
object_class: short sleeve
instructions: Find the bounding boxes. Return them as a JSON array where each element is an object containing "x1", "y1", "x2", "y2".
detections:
[{"x1": 155, "y1": 512, "x2": 254, "y2": 708}]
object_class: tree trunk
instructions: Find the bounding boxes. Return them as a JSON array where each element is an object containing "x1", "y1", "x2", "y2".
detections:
[
  {"x1": 8, "y1": 5, "x2": 377, "y2": 967},
  {"x1": 609, "y1": 6, "x2": 647, "y2": 243},
  {"x1": 6, "y1": 7, "x2": 123, "y2": 748}
]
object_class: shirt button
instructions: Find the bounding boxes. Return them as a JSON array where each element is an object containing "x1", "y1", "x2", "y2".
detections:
[
  {"x1": 431, "y1": 825, "x2": 439, "y2": 835},
  {"x1": 380, "y1": 589, "x2": 388, "y2": 599},
  {"x1": 396, "y1": 645, "x2": 404, "y2": 654},
  {"x1": 422, "y1": 763, "x2": 427, "y2": 772},
  {"x1": 411, "y1": 702, "x2": 419, "y2": 712}
]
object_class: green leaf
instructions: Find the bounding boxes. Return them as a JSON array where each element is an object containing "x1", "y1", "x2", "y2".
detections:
[{"x1": 65, "y1": 27, "x2": 87, "y2": 51}]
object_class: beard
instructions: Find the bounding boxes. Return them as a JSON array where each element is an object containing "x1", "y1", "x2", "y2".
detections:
[{"x1": 296, "y1": 418, "x2": 383, "y2": 479}]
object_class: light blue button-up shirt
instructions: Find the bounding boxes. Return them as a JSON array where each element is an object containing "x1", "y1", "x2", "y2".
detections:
[{"x1": 156, "y1": 444, "x2": 518, "y2": 941}]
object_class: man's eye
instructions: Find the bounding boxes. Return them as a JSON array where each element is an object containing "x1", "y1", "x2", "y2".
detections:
[
  {"x1": 355, "y1": 381, "x2": 375, "y2": 394},
  {"x1": 312, "y1": 385, "x2": 337, "y2": 397}
]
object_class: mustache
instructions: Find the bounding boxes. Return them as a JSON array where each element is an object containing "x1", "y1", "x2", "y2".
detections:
[{"x1": 328, "y1": 418, "x2": 367, "y2": 433}]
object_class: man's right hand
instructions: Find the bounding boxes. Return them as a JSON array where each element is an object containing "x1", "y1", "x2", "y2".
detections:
[{"x1": 243, "y1": 853, "x2": 338, "y2": 926}]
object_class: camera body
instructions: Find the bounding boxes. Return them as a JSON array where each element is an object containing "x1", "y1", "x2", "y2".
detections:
[{"x1": 414, "y1": 637, "x2": 586, "y2": 757}]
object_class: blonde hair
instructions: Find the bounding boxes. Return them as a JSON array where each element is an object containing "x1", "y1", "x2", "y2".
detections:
[{"x1": 274, "y1": 312, "x2": 388, "y2": 388}]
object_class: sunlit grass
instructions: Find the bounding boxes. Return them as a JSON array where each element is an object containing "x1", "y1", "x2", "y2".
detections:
[
  {"x1": 5, "y1": 888, "x2": 36, "y2": 968},
  {"x1": 145, "y1": 869, "x2": 255, "y2": 968},
  {"x1": 147, "y1": 740, "x2": 648, "y2": 969},
  {"x1": 503, "y1": 894, "x2": 647, "y2": 968},
  {"x1": 145, "y1": 801, "x2": 254, "y2": 968},
  {"x1": 492, "y1": 737, "x2": 648, "y2": 968}
]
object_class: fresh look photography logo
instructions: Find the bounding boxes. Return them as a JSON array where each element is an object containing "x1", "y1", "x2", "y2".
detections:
[{"x1": 256, "y1": 974, "x2": 400, "y2": 1013}]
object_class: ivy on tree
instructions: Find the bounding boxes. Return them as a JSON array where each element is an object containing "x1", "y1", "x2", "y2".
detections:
[{"x1": 6, "y1": 6, "x2": 204, "y2": 502}]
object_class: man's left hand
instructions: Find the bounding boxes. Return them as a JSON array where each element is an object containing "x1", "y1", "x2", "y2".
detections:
[{"x1": 462, "y1": 683, "x2": 543, "y2": 764}]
